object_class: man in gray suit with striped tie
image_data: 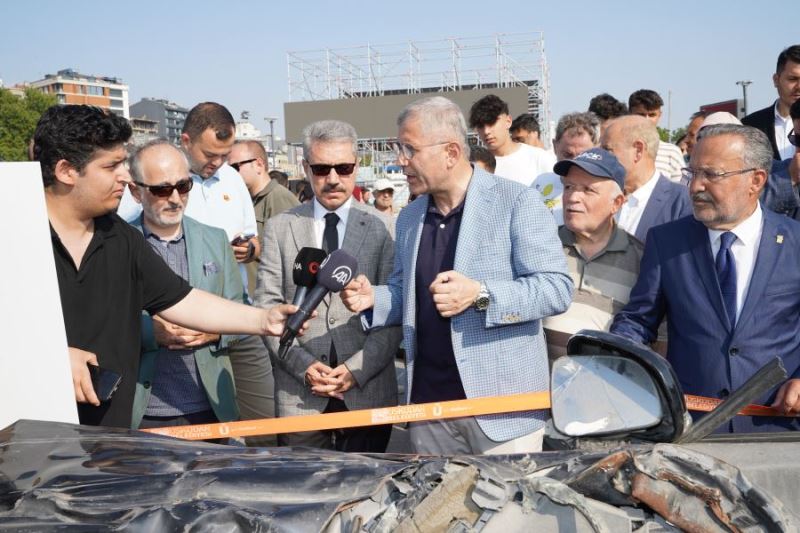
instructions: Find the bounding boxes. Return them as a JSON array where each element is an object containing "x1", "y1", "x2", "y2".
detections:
[
  {"x1": 254, "y1": 120, "x2": 401, "y2": 452},
  {"x1": 342, "y1": 97, "x2": 573, "y2": 455}
]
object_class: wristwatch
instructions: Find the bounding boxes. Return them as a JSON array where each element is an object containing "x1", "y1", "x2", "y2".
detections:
[{"x1": 473, "y1": 282, "x2": 490, "y2": 311}]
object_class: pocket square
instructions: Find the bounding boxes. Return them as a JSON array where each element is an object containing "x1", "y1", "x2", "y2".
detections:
[{"x1": 203, "y1": 261, "x2": 219, "y2": 276}]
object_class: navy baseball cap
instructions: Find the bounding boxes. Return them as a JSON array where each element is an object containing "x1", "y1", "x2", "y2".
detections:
[{"x1": 553, "y1": 147, "x2": 626, "y2": 190}]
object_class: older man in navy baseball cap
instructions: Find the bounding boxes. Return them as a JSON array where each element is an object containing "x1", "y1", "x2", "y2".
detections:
[{"x1": 543, "y1": 147, "x2": 647, "y2": 360}]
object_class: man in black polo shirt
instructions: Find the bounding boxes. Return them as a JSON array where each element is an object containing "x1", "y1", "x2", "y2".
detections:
[{"x1": 34, "y1": 105, "x2": 302, "y2": 428}]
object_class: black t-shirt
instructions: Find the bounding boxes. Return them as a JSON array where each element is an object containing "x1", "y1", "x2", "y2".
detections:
[{"x1": 51, "y1": 213, "x2": 192, "y2": 428}]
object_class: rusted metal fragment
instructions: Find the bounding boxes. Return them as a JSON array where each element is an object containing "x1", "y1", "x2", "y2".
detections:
[
  {"x1": 395, "y1": 465, "x2": 481, "y2": 533},
  {"x1": 631, "y1": 473, "x2": 733, "y2": 533},
  {"x1": 566, "y1": 450, "x2": 637, "y2": 506}
]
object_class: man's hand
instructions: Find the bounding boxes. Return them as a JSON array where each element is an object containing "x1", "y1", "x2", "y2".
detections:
[
  {"x1": 69, "y1": 347, "x2": 100, "y2": 406},
  {"x1": 305, "y1": 361, "x2": 335, "y2": 395},
  {"x1": 170, "y1": 327, "x2": 220, "y2": 349},
  {"x1": 311, "y1": 364, "x2": 356, "y2": 400},
  {"x1": 153, "y1": 316, "x2": 219, "y2": 349},
  {"x1": 232, "y1": 236, "x2": 260, "y2": 263},
  {"x1": 261, "y1": 303, "x2": 316, "y2": 336},
  {"x1": 341, "y1": 275, "x2": 375, "y2": 313},
  {"x1": 771, "y1": 379, "x2": 800, "y2": 414},
  {"x1": 429, "y1": 270, "x2": 481, "y2": 318}
]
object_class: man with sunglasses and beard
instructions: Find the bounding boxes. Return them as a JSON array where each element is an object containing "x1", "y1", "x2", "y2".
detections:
[
  {"x1": 254, "y1": 120, "x2": 401, "y2": 452},
  {"x1": 127, "y1": 140, "x2": 243, "y2": 431}
]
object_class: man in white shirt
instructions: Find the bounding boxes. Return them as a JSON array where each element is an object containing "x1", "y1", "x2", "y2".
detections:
[
  {"x1": 532, "y1": 112, "x2": 600, "y2": 225},
  {"x1": 601, "y1": 115, "x2": 691, "y2": 243},
  {"x1": 629, "y1": 89, "x2": 685, "y2": 183},
  {"x1": 743, "y1": 45, "x2": 800, "y2": 161},
  {"x1": 468, "y1": 95, "x2": 555, "y2": 186}
]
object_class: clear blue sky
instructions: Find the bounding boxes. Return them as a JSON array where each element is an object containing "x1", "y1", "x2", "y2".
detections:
[{"x1": 1, "y1": 0, "x2": 795, "y2": 139}]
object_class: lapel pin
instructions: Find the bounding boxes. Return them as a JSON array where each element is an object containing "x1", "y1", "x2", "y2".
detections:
[{"x1": 777, "y1": 235, "x2": 784, "y2": 244}]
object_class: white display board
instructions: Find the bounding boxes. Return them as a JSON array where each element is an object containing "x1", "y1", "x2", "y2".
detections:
[{"x1": 0, "y1": 162, "x2": 78, "y2": 428}]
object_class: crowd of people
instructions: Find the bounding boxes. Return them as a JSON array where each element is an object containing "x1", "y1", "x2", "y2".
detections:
[{"x1": 28, "y1": 43, "x2": 800, "y2": 454}]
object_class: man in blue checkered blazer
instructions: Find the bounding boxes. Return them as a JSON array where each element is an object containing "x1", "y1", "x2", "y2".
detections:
[{"x1": 342, "y1": 96, "x2": 573, "y2": 454}]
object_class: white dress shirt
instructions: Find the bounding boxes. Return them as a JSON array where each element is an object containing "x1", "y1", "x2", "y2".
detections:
[
  {"x1": 617, "y1": 170, "x2": 660, "y2": 236},
  {"x1": 775, "y1": 101, "x2": 794, "y2": 161},
  {"x1": 313, "y1": 196, "x2": 351, "y2": 249},
  {"x1": 707, "y1": 203, "x2": 763, "y2": 321}
]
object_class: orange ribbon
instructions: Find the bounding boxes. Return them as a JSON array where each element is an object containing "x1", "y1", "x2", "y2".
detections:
[{"x1": 142, "y1": 392, "x2": 790, "y2": 441}]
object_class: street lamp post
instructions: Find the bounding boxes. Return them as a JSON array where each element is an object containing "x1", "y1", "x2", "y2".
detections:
[
  {"x1": 264, "y1": 117, "x2": 277, "y2": 167},
  {"x1": 736, "y1": 80, "x2": 752, "y2": 117}
]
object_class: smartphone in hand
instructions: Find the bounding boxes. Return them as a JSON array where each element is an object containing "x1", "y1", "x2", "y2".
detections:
[
  {"x1": 231, "y1": 233, "x2": 255, "y2": 246},
  {"x1": 88, "y1": 364, "x2": 122, "y2": 402}
]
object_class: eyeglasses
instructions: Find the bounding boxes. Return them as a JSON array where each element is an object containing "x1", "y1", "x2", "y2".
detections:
[
  {"x1": 229, "y1": 158, "x2": 257, "y2": 172},
  {"x1": 134, "y1": 178, "x2": 194, "y2": 198},
  {"x1": 790, "y1": 130, "x2": 798, "y2": 147},
  {"x1": 681, "y1": 167, "x2": 757, "y2": 183},
  {"x1": 390, "y1": 141, "x2": 451, "y2": 160},
  {"x1": 307, "y1": 163, "x2": 357, "y2": 176}
]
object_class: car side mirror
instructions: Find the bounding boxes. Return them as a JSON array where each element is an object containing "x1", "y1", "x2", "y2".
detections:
[
  {"x1": 551, "y1": 330, "x2": 689, "y2": 443},
  {"x1": 551, "y1": 355, "x2": 663, "y2": 436}
]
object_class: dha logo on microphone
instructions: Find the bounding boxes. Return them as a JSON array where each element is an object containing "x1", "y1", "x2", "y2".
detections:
[
  {"x1": 331, "y1": 266, "x2": 353, "y2": 285},
  {"x1": 293, "y1": 262, "x2": 302, "y2": 271}
]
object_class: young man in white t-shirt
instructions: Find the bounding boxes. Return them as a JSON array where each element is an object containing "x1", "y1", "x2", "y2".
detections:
[{"x1": 468, "y1": 94, "x2": 556, "y2": 186}]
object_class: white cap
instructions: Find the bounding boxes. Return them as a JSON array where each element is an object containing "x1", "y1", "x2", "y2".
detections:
[
  {"x1": 373, "y1": 178, "x2": 395, "y2": 192},
  {"x1": 701, "y1": 112, "x2": 742, "y2": 128}
]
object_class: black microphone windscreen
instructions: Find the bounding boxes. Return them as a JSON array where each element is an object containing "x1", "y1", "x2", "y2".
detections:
[
  {"x1": 292, "y1": 247, "x2": 327, "y2": 287},
  {"x1": 315, "y1": 249, "x2": 358, "y2": 292}
]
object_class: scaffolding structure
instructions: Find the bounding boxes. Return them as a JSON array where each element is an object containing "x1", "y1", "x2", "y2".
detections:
[{"x1": 286, "y1": 33, "x2": 550, "y2": 182}]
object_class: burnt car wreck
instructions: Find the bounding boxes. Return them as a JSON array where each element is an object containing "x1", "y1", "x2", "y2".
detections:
[{"x1": 1, "y1": 331, "x2": 798, "y2": 531}]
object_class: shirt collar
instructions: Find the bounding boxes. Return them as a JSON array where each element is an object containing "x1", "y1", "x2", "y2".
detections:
[
  {"x1": 707, "y1": 203, "x2": 763, "y2": 248},
  {"x1": 559, "y1": 222, "x2": 630, "y2": 256},
  {"x1": 774, "y1": 100, "x2": 790, "y2": 122},
  {"x1": 142, "y1": 220, "x2": 184, "y2": 243},
  {"x1": 627, "y1": 170, "x2": 660, "y2": 206},
  {"x1": 313, "y1": 196, "x2": 352, "y2": 225},
  {"x1": 253, "y1": 179, "x2": 277, "y2": 201},
  {"x1": 190, "y1": 163, "x2": 227, "y2": 183}
]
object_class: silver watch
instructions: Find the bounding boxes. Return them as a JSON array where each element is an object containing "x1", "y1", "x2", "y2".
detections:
[{"x1": 473, "y1": 282, "x2": 489, "y2": 311}]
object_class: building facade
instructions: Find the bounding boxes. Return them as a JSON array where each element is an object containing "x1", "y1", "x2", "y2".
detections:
[
  {"x1": 31, "y1": 69, "x2": 129, "y2": 118},
  {"x1": 129, "y1": 98, "x2": 189, "y2": 146}
]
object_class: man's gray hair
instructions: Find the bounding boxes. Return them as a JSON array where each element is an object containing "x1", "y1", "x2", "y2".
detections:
[
  {"x1": 129, "y1": 138, "x2": 189, "y2": 183},
  {"x1": 397, "y1": 96, "x2": 470, "y2": 159},
  {"x1": 555, "y1": 112, "x2": 600, "y2": 144},
  {"x1": 696, "y1": 124, "x2": 773, "y2": 172},
  {"x1": 302, "y1": 120, "x2": 358, "y2": 158}
]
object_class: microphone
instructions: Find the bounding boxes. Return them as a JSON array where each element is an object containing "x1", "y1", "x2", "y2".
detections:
[
  {"x1": 278, "y1": 249, "x2": 358, "y2": 359},
  {"x1": 291, "y1": 247, "x2": 327, "y2": 307}
]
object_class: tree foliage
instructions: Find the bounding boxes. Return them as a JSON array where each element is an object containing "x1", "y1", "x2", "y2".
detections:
[
  {"x1": 0, "y1": 88, "x2": 57, "y2": 162},
  {"x1": 670, "y1": 127, "x2": 687, "y2": 143}
]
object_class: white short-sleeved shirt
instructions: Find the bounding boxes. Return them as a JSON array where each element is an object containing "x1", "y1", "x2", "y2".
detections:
[
  {"x1": 183, "y1": 164, "x2": 257, "y2": 241},
  {"x1": 494, "y1": 143, "x2": 557, "y2": 187}
]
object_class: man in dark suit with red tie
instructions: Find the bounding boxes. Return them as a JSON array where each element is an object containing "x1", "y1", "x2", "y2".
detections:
[{"x1": 612, "y1": 124, "x2": 800, "y2": 433}]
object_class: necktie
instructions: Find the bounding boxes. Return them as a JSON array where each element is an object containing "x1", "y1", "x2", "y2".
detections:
[
  {"x1": 323, "y1": 212, "x2": 340, "y2": 253},
  {"x1": 715, "y1": 231, "x2": 737, "y2": 328},
  {"x1": 322, "y1": 212, "x2": 341, "y2": 368}
]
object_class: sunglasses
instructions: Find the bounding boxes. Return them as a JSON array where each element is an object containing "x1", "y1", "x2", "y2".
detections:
[
  {"x1": 790, "y1": 130, "x2": 798, "y2": 147},
  {"x1": 134, "y1": 178, "x2": 194, "y2": 198},
  {"x1": 230, "y1": 158, "x2": 257, "y2": 172},
  {"x1": 308, "y1": 163, "x2": 356, "y2": 176}
]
